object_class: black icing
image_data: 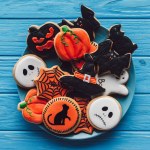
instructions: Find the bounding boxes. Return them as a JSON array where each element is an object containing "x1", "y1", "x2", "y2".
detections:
[
  {"x1": 108, "y1": 24, "x2": 138, "y2": 56},
  {"x1": 27, "y1": 23, "x2": 60, "y2": 58}
]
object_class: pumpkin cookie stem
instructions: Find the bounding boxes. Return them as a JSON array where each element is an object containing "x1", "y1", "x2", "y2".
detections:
[
  {"x1": 61, "y1": 26, "x2": 80, "y2": 47},
  {"x1": 19, "y1": 101, "x2": 27, "y2": 109}
]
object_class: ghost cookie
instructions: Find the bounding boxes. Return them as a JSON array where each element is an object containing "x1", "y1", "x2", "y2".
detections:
[
  {"x1": 13, "y1": 54, "x2": 46, "y2": 89},
  {"x1": 27, "y1": 22, "x2": 60, "y2": 58},
  {"x1": 42, "y1": 97, "x2": 81, "y2": 134},
  {"x1": 96, "y1": 70, "x2": 129, "y2": 96},
  {"x1": 87, "y1": 96, "x2": 122, "y2": 130}
]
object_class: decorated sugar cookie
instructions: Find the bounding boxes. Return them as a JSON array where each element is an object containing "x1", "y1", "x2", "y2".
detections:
[
  {"x1": 73, "y1": 96, "x2": 93, "y2": 134},
  {"x1": 34, "y1": 66, "x2": 69, "y2": 101},
  {"x1": 13, "y1": 54, "x2": 46, "y2": 88},
  {"x1": 42, "y1": 97, "x2": 81, "y2": 134},
  {"x1": 109, "y1": 24, "x2": 137, "y2": 56},
  {"x1": 27, "y1": 22, "x2": 60, "y2": 58},
  {"x1": 96, "y1": 70, "x2": 129, "y2": 96},
  {"x1": 61, "y1": 5, "x2": 100, "y2": 41},
  {"x1": 17, "y1": 89, "x2": 47, "y2": 124},
  {"x1": 60, "y1": 54, "x2": 105, "y2": 97},
  {"x1": 91, "y1": 39, "x2": 131, "y2": 77},
  {"x1": 87, "y1": 96, "x2": 122, "y2": 130},
  {"x1": 54, "y1": 25, "x2": 97, "y2": 61}
]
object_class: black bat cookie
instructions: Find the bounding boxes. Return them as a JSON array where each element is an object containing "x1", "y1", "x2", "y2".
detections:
[
  {"x1": 60, "y1": 54, "x2": 105, "y2": 97},
  {"x1": 59, "y1": 5, "x2": 100, "y2": 41},
  {"x1": 27, "y1": 22, "x2": 60, "y2": 58},
  {"x1": 91, "y1": 39, "x2": 131, "y2": 77},
  {"x1": 108, "y1": 24, "x2": 138, "y2": 56}
]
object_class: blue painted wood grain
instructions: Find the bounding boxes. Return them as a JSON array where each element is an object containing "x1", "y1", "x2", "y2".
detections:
[{"x1": 0, "y1": 0, "x2": 150, "y2": 149}]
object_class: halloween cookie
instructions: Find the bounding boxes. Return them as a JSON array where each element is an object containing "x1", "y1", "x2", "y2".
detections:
[
  {"x1": 91, "y1": 39, "x2": 131, "y2": 77},
  {"x1": 34, "y1": 65, "x2": 69, "y2": 101},
  {"x1": 87, "y1": 96, "x2": 122, "y2": 130},
  {"x1": 13, "y1": 54, "x2": 46, "y2": 89},
  {"x1": 96, "y1": 70, "x2": 129, "y2": 96},
  {"x1": 27, "y1": 22, "x2": 60, "y2": 58},
  {"x1": 60, "y1": 54, "x2": 105, "y2": 97},
  {"x1": 73, "y1": 96, "x2": 93, "y2": 134},
  {"x1": 54, "y1": 25, "x2": 97, "y2": 61},
  {"x1": 42, "y1": 97, "x2": 81, "y2": 134},
  {"x1": 109, "y1": 24, "x2": 138, "y2": 56},
  {"x1": 60, "y1": 5, "x2": 100, "y2": 41},
  {"x1": 17, "y1": 89, "x2": 47, "y2": 124}
]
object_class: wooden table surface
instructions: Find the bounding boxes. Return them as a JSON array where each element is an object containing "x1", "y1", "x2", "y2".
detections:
[{"x1": 0, "y1": 0, "x2": 150, "y2": 149}]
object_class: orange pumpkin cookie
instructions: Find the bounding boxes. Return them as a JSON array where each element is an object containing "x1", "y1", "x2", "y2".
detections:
[
  {"x1": 17, "y1": 89, "x2": 47, "y2": 124},
  {"x1": 54, "y1": 25, "x2": 97, "y2": 61},
  {"x1": 34, "y1": 65, "x2": 69, "y2": 101},
  {"x1": 74, "y1": 96, "x2": 93, "y2": 134},
  {"x1": 42, "y1": 97, "x2": 81, "y2": 134}
]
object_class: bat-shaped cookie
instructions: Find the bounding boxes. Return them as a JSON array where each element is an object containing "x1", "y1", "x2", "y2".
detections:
[{"x1": 59, "y1": 5, "x2": 100, "y2": 41}]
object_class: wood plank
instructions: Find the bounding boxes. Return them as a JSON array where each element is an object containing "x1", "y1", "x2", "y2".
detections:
[
  {"x1": 0, "y1": 0, "x2": 150, "y2": 18},
  {"x1": 0, "y1": 93, "x2": 149, "y2": 131},
  {"x1": 0, "y1": 57, "x2": 149, "y2": 94},
  {"x1": 0, "y1": 19, "x2": 147, "y2": 56},
  {"x1": 0, "y1": 131, "x2": 149, "y2": 149}
]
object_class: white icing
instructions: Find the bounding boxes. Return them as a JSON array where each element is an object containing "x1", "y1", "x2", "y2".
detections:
[
  {"x1": 14, "y1": 55, "x2": 46, "y2": 88},
  {"x1": 88, "y1": 96, "x2": 122, "y2": 130},
  {"x1": 96, "y1": 70, "x2": 129, "y2": 96}
]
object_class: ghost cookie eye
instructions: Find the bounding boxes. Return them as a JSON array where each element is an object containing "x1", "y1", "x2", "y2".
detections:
[{"x1": 28, "y1": 65, "x2": 34, "y2": 70}]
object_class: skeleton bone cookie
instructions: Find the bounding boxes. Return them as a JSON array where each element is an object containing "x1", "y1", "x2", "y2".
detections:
[
  {"x1": 96, "y1": 70, "x2": 129, "y2": 96},
  {"x1": 13, "y1": 54, "x2": 46, "y2": 88},
  {"x1": 87, "y1": 96, "x2": 122, "y2": 130}
]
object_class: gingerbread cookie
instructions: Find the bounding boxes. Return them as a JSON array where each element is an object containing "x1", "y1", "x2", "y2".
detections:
[
  {"x1": 42, "y1": 97, "x2": 81, "y2": 134},
  {"x1": 13, "y1": 54, "x2": 46, "y2": 88},
  {"x1": 60, "y1": 5, "x2": 100, "y2": 41},
  {"x1": 17, "y1": 89, "x2": 47, "y2": 124},
  {"x1": 34, "y1": 65, "x2": 69, "y2": 101},
  {"x1": 96, "y1": 70, "x2": 129, "y2": 96},
  {"x1": 27, "y1": 22, "x2": 60, "y2": 58},
  {"x1": 60, "y1": 54, "x2": 105, "y2": 97},
  {"x1": 87, "y1": 96, "x2": 122, "y2": 130},
  {"x1": 109, "y1": 24, "x2": 138, "y2": 56},
  {"x1": 54, "y1": 25, "x2": 97, "y2": 61}
]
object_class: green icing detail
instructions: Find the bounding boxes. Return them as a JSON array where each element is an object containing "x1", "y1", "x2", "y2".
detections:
[
  {"x1": 62, "y1": 26, "x2": 69, "y2": 33},
  {"x1": 19, "y1": 101, "x2": 27, "y2": 109},
  {"x1": 61, "y1": 26, "x2": 80, "y2": 47},
  {"x1": 26, "y1": 106, "x2": 33, "y2": 117}
]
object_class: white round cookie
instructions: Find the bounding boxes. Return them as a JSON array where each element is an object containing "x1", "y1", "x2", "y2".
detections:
[
  {"x1": 13, "y1": 54, "x2": 46, "y2": 88},
  {"x1": 87, "y1": 96, "x2": 122, "y2": 130},
  {"x1": 96, "y1": 70, "x2": 129, "y2": 96}
]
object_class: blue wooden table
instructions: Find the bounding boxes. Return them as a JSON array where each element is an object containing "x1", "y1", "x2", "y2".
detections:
[{"x1": 0, "y1": 0, "x2": 150, "y2": 149}]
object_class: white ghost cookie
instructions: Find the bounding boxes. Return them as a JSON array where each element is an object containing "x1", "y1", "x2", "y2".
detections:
[
  {"x1": 96, "y1": 70, "x2": 129, "y2": 96},
  {"x1": 87, "y1": 96, "x2": 122, "y2": 130},
  {"x1": 13, "y1": 54, "x2": 46, "y2": 88}
]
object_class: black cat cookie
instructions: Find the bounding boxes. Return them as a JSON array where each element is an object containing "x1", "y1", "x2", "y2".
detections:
[
  {"x1": 91, "y1": 39, "x2": 131, "y2": 77},
  {"x1": 42, "y1": 97, "x2": 81, "y2": 134},
  {"x1": 108, "y1": 24, "x2": 138, "y2": 56},
  {"x1": 60, "y1": 54, "x2": 105, "y2": 97},
  {"x1": 60, "y1": 5, "x2": 100, "y2": 41},
  {"x1": 27, "y1": 22, "x2": 60, "y2": 58}
]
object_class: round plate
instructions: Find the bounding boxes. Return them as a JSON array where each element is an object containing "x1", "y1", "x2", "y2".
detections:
[{"x1": 17, "y1": 26, "x2": 135, "y2": 140}]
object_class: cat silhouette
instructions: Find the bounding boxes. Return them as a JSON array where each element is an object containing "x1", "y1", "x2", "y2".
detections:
[
  {"x1": 47, "y1": 104, "x2": 70, "y2": 125},
  {"x1": 109, "y1": 24, "x2": 137, "y2": 56}
]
